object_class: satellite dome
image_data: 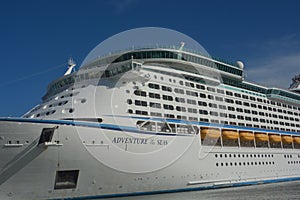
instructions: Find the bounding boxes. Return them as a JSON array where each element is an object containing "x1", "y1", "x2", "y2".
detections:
[{"x1": 236, "y1": 61, "x2": 244, "y2": 69}]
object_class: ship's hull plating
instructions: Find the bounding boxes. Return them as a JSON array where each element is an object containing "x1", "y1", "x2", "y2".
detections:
[{"x1": 1, "y1": 119, "x2": 300, "y2": 200}]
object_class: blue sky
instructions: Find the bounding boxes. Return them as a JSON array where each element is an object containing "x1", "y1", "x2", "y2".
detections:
[{"x1": 0, "y1": 0, "x2": 300, "y2": 116}]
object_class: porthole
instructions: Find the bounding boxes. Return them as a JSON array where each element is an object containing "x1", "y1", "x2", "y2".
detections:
[
  {"x1": 127, "y1": 99, "x2": 132, "y2": 105},
  {"x1": 69, "y1": 108, "x2": 74, "y2": 113}
]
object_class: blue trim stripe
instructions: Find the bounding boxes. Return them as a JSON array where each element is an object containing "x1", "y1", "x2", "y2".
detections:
[
  {"x1": 1, "y1": 116, "x2": 300, "y2": 137},
  {"x1": 0, "y1": 117, "x2": 189, "y2": 137},
  {"x1": 49, "y1": 176, "x2": 300, "y2": 200}
]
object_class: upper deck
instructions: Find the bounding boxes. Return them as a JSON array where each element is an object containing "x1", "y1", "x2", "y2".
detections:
[{"x1": 43, "y1": 46, "x2": 244, "y2": 100}]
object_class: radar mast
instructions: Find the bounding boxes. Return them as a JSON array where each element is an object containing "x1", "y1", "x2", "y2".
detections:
[{"x1": 64, "y1": 57, "x2": 76, "y2": 76}]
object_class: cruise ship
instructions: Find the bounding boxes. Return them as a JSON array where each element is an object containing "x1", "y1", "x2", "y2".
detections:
[{"x1": 1, "y1": 28, "x2": 300, "y2": 199}]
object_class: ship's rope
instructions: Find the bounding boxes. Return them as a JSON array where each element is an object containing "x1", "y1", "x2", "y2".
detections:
[{"x1": 0, "y1": 62, "x2": 67, "y2": 87}]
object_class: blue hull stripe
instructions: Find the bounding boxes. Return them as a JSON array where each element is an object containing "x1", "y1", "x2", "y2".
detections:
[
  {"x1": 1, "y1": 116, "x2": 300, "y2": 137},
  {"x1": 0, "y1": 117, "x2": 189, "y2": 137},
  {"x1": 49, "y1": 176, "x2": 300, "y2": 200}
]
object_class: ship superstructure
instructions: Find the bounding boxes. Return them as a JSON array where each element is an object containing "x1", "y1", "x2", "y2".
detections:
[{"x1": 1, "y1": 31, "x2": 300, "y2": 199}]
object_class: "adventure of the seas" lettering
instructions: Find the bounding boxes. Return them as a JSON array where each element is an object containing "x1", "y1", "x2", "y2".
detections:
[{"x1": 112, "y1": 137, "x2": 168, "y2": 145}]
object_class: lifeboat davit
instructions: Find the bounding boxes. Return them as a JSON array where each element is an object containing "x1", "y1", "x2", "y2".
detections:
[
  {"x1": 239, "y1": 131, "x2": 254, "y2": 141},
  {"x1": 269, "y1": 134, "x2": 281, "y2": 143},
  {"x1": 282, "y1": 135, "x2": 293, "y2": 144},
  {"x1": 255, "y1": 133, "x2": 268, "y2": 142},
  {"x1": 201, "y1": 128, "x2": 221, "y2": 139},
  {"x1": 222, "y1": 130, "x2": 239, "y2": 140}
]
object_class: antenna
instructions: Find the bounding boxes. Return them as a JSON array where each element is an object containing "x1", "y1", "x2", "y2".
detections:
[
  {"x1": 64, "y1": 57, "x2": 76, "y2": 76},
  {"x1": 177, "y1": 42, "x2": 185, "y2": 60},
  {"x1": 179, "y1": 42, "x2": 185, "y2": 51}
]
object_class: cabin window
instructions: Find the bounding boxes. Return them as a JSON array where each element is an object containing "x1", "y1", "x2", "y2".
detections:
[
  {"x1": 187, "y1": 99, "x2": 196, "y2": 105},
  {"x1": 149, "y1": 92, "x2": 160, "y2": 99},
  {"x1": 150, "y1": 112, "x2": 162, "y2": 117},
  {"x1": 163, "y1": 104, "x2": 174, "y2": 110},
  {"x1": 226, "y1": 91, "x2": 233, "y2": 96},
  {"x1": 176, "y1": 106, "x2": 186, "y2": 112},
  {"x1": 199, "y1": 110, "x2": 208, "y2": 115},
  {"x1": 150, "y1": 102, "x2": 161, "y2": 109},
  {"x1": 214, "y1": 89, "x2": 223, "y2": 94},
  {"x1": 188, "y1": 108, "x2": 197, "y2": 113},
  {"x1": 162, "y1": 86, "x2": 172, "y2": 92},
  {"x1": 175, "y1": 97, "x2": 185, "y2": 103},
  {"x1": 162, "y1": 95, "x2": 173, "y2": 101},
  {"x1": 198, "y1": 101, "x2": 207, "y2": 106},
  {"x1": 148, "y1": 83, "x2": 160, "y2": 89},
  {"x1": 174, "y1": 88, "x2": 184, "y2": 94}
]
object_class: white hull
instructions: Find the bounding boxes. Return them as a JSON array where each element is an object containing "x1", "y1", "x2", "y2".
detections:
[{"x1": 1, "y1": 119, "x2": 300, "y2": 199}]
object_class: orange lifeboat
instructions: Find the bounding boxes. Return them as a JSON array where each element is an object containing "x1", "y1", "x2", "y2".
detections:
[
  {"x1": 293, "y1": 136, "x2": 300, "y2": 144},
  {"x1": 255, "y1": 133, "x2": 268, "y2": 142},
  {"x1": 239, "y1": 131, "x2": 254, "y2": 141},
  {"x1": 201, "y1": 128, "x2": 221, "y2": 139},
  {"x1": 282, "y1": 135, "x2": 293, "y2": 144},
  {"x1": 269, "y1": 134, "x2": 281, "y2": 143},
  {"x1": 222, "y1": 130, "x2": 239, "y2": 140}
]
